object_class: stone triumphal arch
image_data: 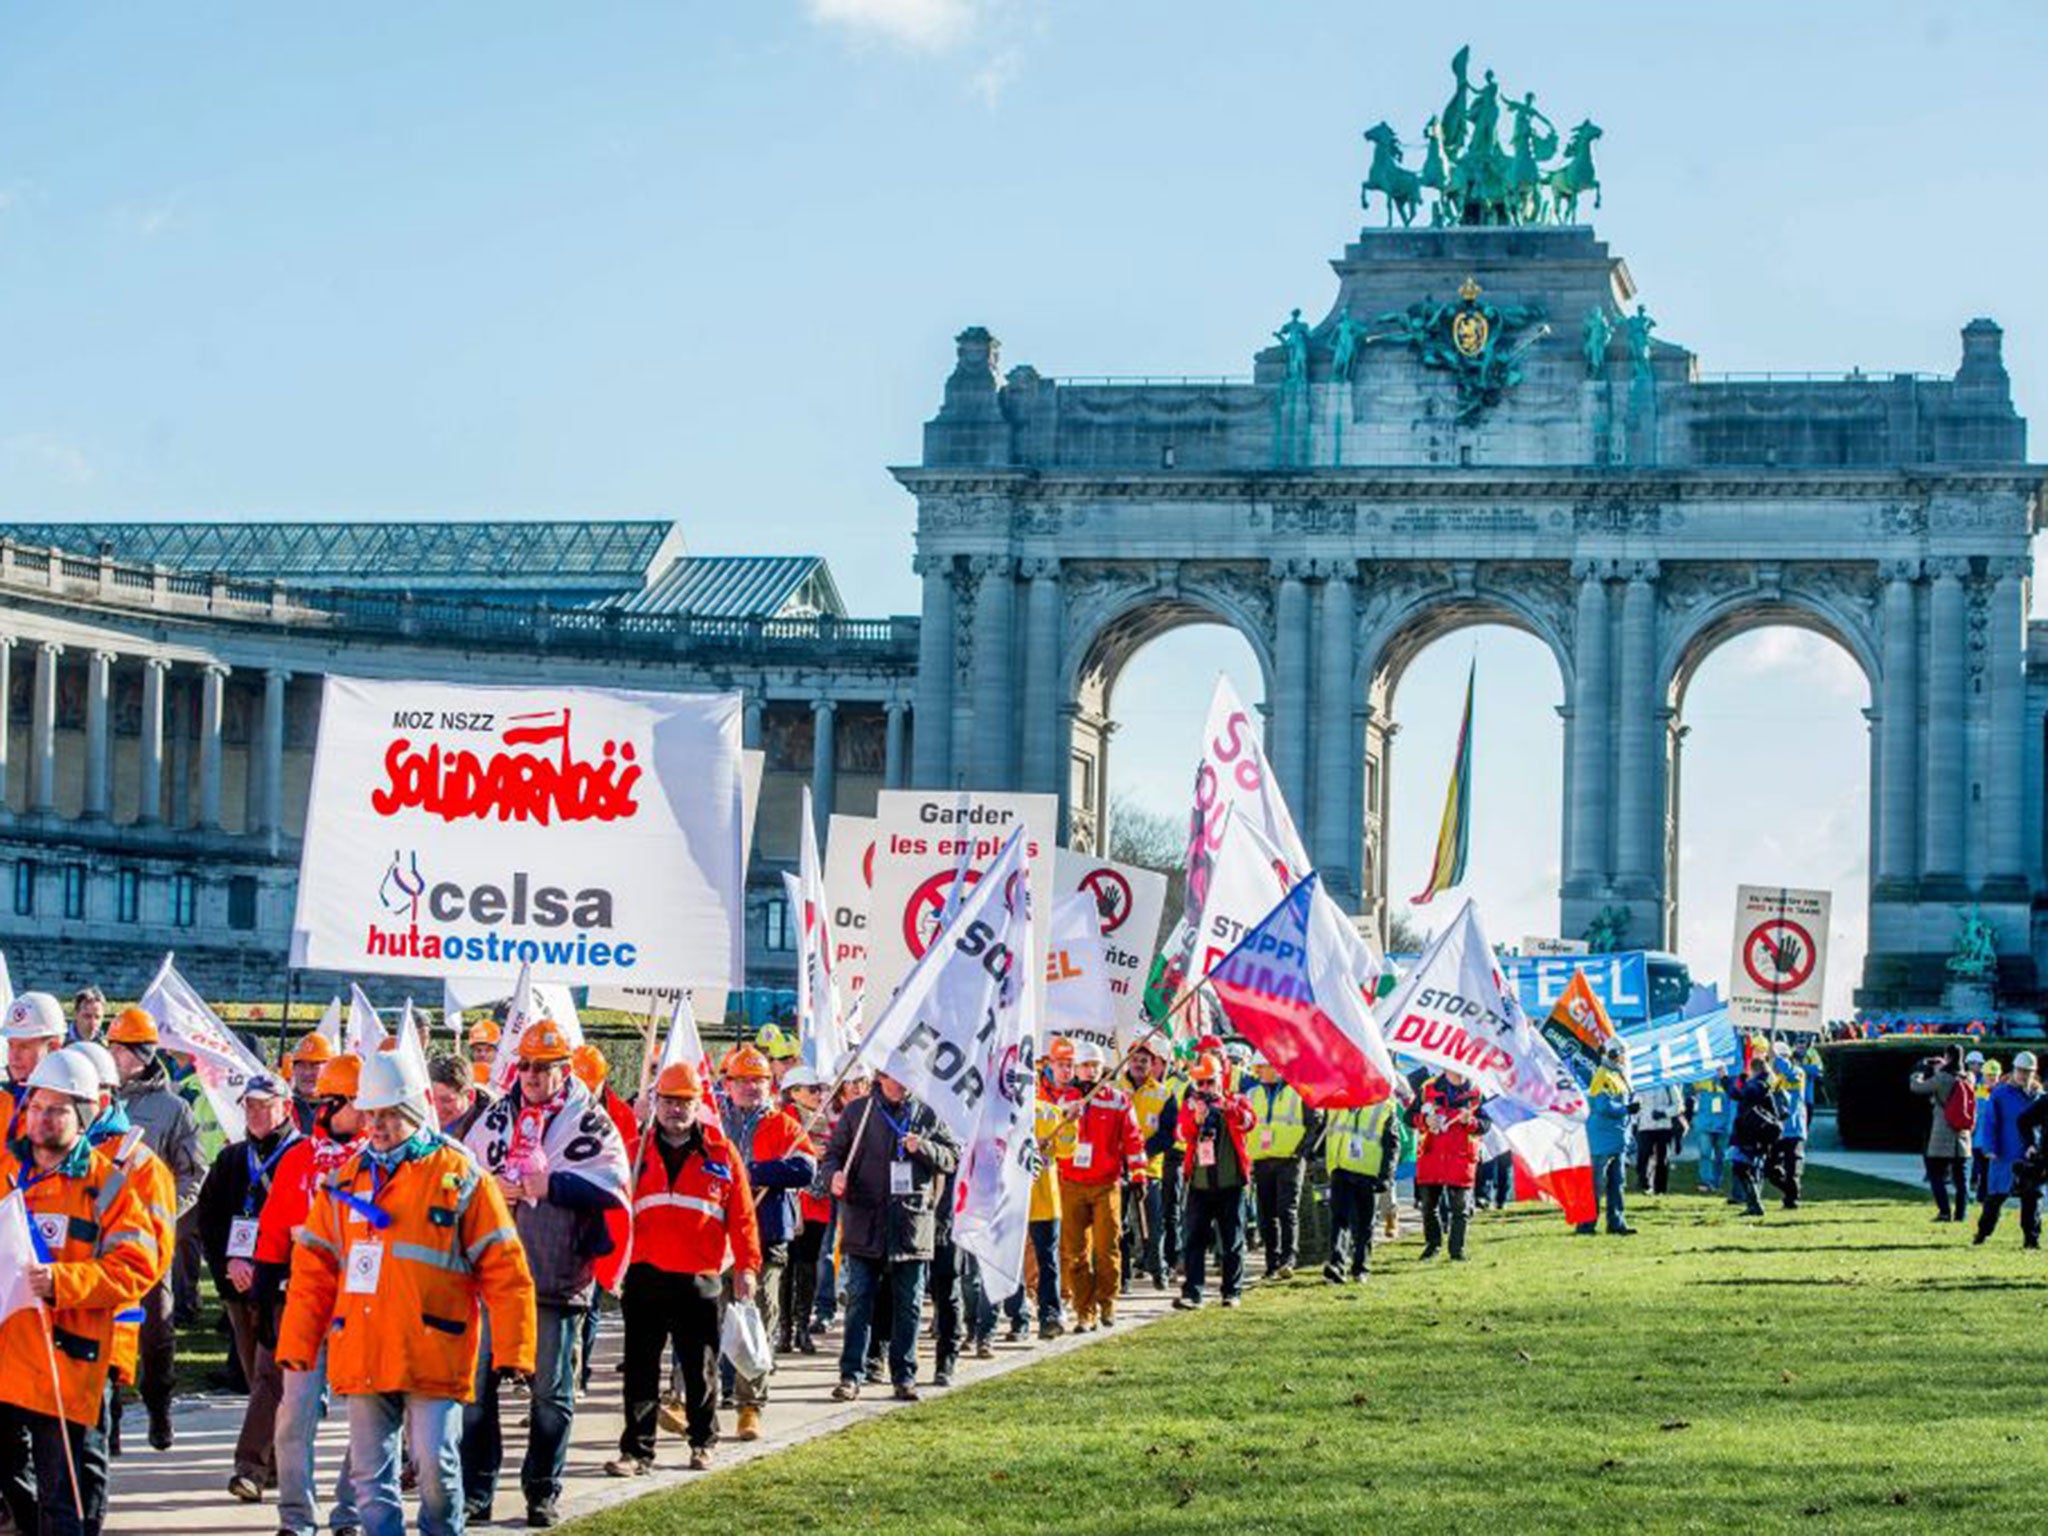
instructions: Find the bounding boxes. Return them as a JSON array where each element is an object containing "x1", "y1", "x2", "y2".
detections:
[{"x1": 896, "y1": 61, "x2": 2045, "y2": 1011}]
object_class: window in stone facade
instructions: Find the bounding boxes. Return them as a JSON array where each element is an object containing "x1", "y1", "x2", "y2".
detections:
[
  {"x1": 229, "y1": 876, "x2": 258, "y2": 931},
  {"x1": 11, "y1": 861, "x2": 34, "y2": 917},
  {"x1": 763, "y1": 893, "x2": 793, "y2": 952},
  {"x1": 61, "y1": 864, "x2": 86, "y2": 921},
  {"x1": 116, "y1": 869, "x2": 141, "y2": 924},
  {"x1": 171, "y1": 873, "x2": 198, "y2": 928}
]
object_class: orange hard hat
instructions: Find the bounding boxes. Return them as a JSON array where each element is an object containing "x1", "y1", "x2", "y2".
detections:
[
  {"x1": 469, "y1": 1019, "x2": 502, "y2": 1047},
  {"x1": 1189, "y1": 1054, "x2": 1222, "y2": 1085},
  {"x1": 570, "y1": 1043, "x2": 608, "y2": 1090},
  {"x1": 517, "y1": 1021, "x2": 573, "y2": 1065},
  {"x1": 315, "y1": 1053, "x2": 363, "y2": 1100},
  {"x1": 722, "y1": 1044, "x2": 771, "y2": 1081},
  {"x1": 471, "y1": 1058, "x2": 492, "y2": 1087},
  {"x1": 288, "y1": 1032, "x2": 336, "y2": 1066},
  {"x1": 655, "y1": 1061, "x2": 704, "y2": 1099},
  {"x1": 1046, "y1": 1037, "x2": 1076, "y2": 1065},
  {"x1": 107, "y1": 1008, "x2": 159, "y2": 1046}
]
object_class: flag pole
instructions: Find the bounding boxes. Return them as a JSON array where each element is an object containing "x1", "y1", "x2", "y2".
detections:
[{"x1": 36, "y1": 1309, "x2": 84, "y2": 1523}]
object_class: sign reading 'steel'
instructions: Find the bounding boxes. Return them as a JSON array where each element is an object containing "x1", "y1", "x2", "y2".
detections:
[{"x1": 292, "y1": 677, "x2": 745, "y2": 989}]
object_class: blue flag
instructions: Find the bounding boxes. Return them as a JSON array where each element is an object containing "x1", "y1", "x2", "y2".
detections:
[{"x1": 1617, "y1": 1009, "x2": 1741, "y2": 1093}]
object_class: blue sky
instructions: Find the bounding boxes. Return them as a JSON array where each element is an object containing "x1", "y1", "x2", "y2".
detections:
[{"x1": 3, "y1": 1, "x2": 2041, "y2": 1014}]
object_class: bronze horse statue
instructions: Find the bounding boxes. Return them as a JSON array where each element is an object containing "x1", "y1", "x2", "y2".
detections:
[{"x1": 1360, "y1": 122, "x2": 1423, "y2": 227}]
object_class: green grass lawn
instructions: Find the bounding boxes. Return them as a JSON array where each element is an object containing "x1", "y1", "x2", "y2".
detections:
[{"x1": 574, "y1": 1166, "x2": 2048, "y2": 1535}]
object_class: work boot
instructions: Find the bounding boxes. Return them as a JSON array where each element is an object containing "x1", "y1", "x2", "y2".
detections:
[
  {"x1": 735, "y1": 1405, "x2": 762, "y2": 1441},
  {"x1": 831, "y1": 1380, "x2": 860, "y2": 1402},
  {"x1": 228, "y1": 1474, "x2": 263, "y2": 1503},
  {"x1": 688, "y1": 1446, "x2": 713, "y2": 1472},
  {"x1": 148, "y1": 1406, "x2": 173, "y2": 1451},
  {"x1": 603, "y1": 1456, "x2": 650, "y2": 1478},
  {"x1": 974, "y1": 1337, "x2": 994, "y2": 1360},
  {"x1": 525, "y1": 1498, "x2": 558, "y2": 1529},
  {"x1": 796, "y1": 1329, "x2": 817, "y2": 1355}
]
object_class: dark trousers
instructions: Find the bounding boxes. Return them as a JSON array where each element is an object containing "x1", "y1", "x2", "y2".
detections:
[
  {"x1": 1474, "y1": 1153, "x2": 1513, "y2": 1208},
  {"x1": 223, "y1": 1293, "x2": 283, "y2": 1482},
  {"x1": 1417, "y1": 1183, "x2": 1472, "y2": 1258},
  {"x1": 1161, "y1": 1157, "x2": 1184, "y2": 1273},
  {"x1": 838, "y1": 1255, "x2": 927, "y2": 1389},
  {"x1": 1926, "y1": 1154, "x2": 1970, "y2": 1219},
  {"x1": 1120, "y1": 1180, "x2": 1166, "y2": 1286},
  {"x1": 781, "y1": 1223, "x2": 824, "y2": 1348},
  {"x1": 1976, "y1": 1189, "x2": 2043, "y2": 1246},
  {"x1": 1635, "y1": 1130, "x2": 1677, "y2": 1194},
  {"x1": 0, "y1": 1402, "x2": 106, "y2": 1536},
  {"x1": 1324, "y1": 1171, "x2": 1379, "y2": 1278},
  {"x1": 1766, "y1": 1138, "x2": 1805, "y2": 1207},
  {"x1": 619, "y1": 1266, "x2": 721, "y2": 1458},
  {"x1": 1252, "y1": 1157, "x2": 1303, "y2": 1272},
  {"x1": 1028, "y1": 1220, "x2": 1061, "y2": 1325},
  {"x1": 463, "y1": 1302, "x2": 580, "y2": 1509},
  {"x1": 929, "y1": 1240, "x2": 963, "y2": 1373},
  {"x1": 1181, "y1": 1185, "x2": 1245, "y2": 1302},
  {"x1": 1732, "y1": 1158, "x2": 1766, "y2": 1215},
  {"x1": 720, "y1": 1243, "x2": 785, "y2": 1407},
  {"x1": 135, "y1": 1279, "x2": 174, "y2": 1422}
]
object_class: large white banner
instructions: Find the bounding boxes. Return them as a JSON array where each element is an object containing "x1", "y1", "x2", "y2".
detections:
[
  {"x1": 856, "y1": 829, "x2": 1039, "y2": 1296},
  {"x1": 1728, "y1": 884, "x2": 1832, "y2": 1032},
  {"x1": 1051, "y1": 847, "x2": 1167, "y2": 1039},
  {"x1": 1042, "y1": 891, "x2": 1118, "y2": 1052},
  {"x1": 292, "y1": 677, "x2": 745, "y2": 989},
  {"x1": 863, "y1": 789, "x2": 1057, "y2": 1004},
  {"x1": 1183, "y1": 675, "x2": 1310, "y2": 925},
  {"x1": 823, "y1": 814, "x2": 877, "y2": 1004}
]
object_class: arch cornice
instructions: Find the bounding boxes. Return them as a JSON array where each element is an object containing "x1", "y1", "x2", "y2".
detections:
[
  {"x1": 1656, "y1": 564, "x2": 1883, "y2": 706},
  {"x1": 1060, "y1": 561, "x2": 1275, "y2": 703}
]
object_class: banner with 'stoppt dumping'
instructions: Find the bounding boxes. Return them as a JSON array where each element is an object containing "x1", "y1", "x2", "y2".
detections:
[{"x1": 291, "y1": 676, "x2": 745, "y2": 989}]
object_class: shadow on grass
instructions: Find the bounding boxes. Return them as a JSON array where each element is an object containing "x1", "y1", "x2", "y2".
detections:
[{"x1": 1687, "y1": 1242, "x2": 1951, "y2": 1255}]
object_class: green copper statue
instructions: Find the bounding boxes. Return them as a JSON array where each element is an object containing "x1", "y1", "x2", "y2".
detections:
[
  {"x1": 1623, "y1": 303, "x2": 1657, "y2": 380},
  {"x1": 1947, "y1": 906, "x2": 1998, "y2": 982},
  {"x1": 1330, "y1": 312, "x2": 1369, "y2": 382},
  {"x1": 1582, "y1": 306, "x2": 1613, "y2": 378},
  {"x1": 1371, "y1": 49, "x2": 1604, "y2": 229},
  {"x1": 1274, "y1": 308, "x2": 1311, "y2": 383}
]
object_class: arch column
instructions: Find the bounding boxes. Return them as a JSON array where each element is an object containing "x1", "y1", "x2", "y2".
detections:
[
  {"x1": 911, "y1": 553, "x2": 955, "y2": 787},
  {"x1": 1876, "y1": 563, "x2": 1921, "y2": 884},
  {"x1": 138, "y1": 656, "x2": 169, "y2": 826},
  {"x1": 199, "y1": 661, "x2": 228, "y2": 832},
  {"x1": 969, "y1": 555, "x2": 1017, "y2": 787},
  {"x1": 82, "y1": 649, "x2": 114, "y2": 821},
  {"x1": 1019, "y1": 557, "x2": 1063, "y2": 794},
  {"x1": 30, "y1": 641, "x2": 62, "y2": 817},
  {"x1": 1565, "y1": 562, "x2": 1612, "y2": 891},
  {"x1": 1311, "y1": 559, "x2": 1358, "y2": 901},
  {"x1": 1614, "y1": 561, "x2": 1661, "y2": 887},
  {"x1": 810, "y1": 697, "x2": 837, "y2": 839},
  {"x1": 1987, "y1": 557, "x2": 2029, "y2": 886},
  {"x1": 883, "y1": 696, "x2": 909, "y2": 789},
  {"x1": 1921, "y1": 559, "x2": 1967, "y2": 880},
  {"x1": 1270, "y1": 560, "x2": 1312, "y2": 827}
]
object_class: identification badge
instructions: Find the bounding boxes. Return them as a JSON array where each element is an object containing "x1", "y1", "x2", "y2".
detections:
[
  {"x1": 1259, "y1": 1129, "x2": 1274, "y2": 1152},
  {"x1": 1348, "y1": 1136, "x2": 1365, "y2": 1163},
  {"x1": 345, "y1": 1240, "x2": 384, "y2": 1295},
  {"x1": 1196, "y1": 1139, "x2": 1216, "y2": 1168},
  {"x1": 889, "y1": 1160, "x2": 914, "y2": 1196},
  {"x1": 32, "y1": 1212, "x2": 64, "y2": 1252},
  {"x1": 227, "y1": 1217, "x2": 260, "y2": 1259},
  {"x1": 1072, "y1": 1142, "x2": 1094, "y2": 1171}
]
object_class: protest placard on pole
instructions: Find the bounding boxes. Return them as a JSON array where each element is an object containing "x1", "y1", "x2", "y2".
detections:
[
  {"x1": 1728, "y1": 884, "x2": 1831, "y2": 1034},
  {"x1": 863, "y1": 789, "x2": 1057, "y2": 1003},
  {"x1": 823, "y1": 813, "x2": 877, "y2": 1005},
  {"x1": 1051, "y1": 847, "x2": 1167, "y2": 1042},
  {"x1": 291, "y1": 676, "x2": 745, "y2": 989}
]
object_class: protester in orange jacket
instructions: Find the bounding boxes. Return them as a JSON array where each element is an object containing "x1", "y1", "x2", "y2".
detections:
[
  {"x1": 277, "y1": 1049, "x2": 536, "y2": 1536},
  {"x1": 1053, "y1": 1041, "x2": 1147, "y2": 1333},
  {"x1": 0, "y1": 1047, "x2": 158, "y2": 1536},
  {"x1": 606, "y1": 1062, "x2": 761, "y2": 1477},
  {"x1": 1173, "y1": 1053, "x2": 1257, "y2": 1311}
]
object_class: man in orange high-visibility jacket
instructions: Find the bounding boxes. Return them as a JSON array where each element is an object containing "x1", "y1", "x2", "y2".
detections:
[
  {"x1": 604, "y1": 1062, "x2": 761, "y2": 1477},
  {"x1": 1054, "y1": 1041, "x2": 1148, "y2": 1334},
  {"x1": 277, "y1": 1049, "x2": 535, "y2": 1536},
  {"x1": 0, "y1": 1048, "x2": 158, "y2": 1536}
]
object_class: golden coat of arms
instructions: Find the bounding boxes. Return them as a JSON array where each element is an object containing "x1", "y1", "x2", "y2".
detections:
[{"x1": 1451, "y1": 307, "x2": 1490, "y2": 358}]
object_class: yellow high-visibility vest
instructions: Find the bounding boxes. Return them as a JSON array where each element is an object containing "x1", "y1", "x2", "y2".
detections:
[{"x1": 1249, "y1": 1081, "x2": 1306, "y2": 1159}]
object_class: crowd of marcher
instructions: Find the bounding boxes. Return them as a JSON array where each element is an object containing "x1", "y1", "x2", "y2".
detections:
[{"x1": 0, "y1": 974, "x2": 2027, "y2": 1536}]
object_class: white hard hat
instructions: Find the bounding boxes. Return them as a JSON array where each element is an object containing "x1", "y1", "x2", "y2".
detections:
[
  {"x1": 2014, "y1": 1051, "x2": 2039, "y2": 1072},
  {"x1": 780, "y1": 1066, "x2": 824, "y2": 1091},
  {"x1": 4, "y1": 993, "x2": 67, "y2": 1042},
  {"x1": 1070, "y1": 1039, "x2": 1106, "y2": 1068},
  {"x1": 354, "y1": 1048, "x2": 430, "y2": 1112},
  {"x1": 26, "y1": 1049, "x2": 103, "y2": 1104},
  {"x1": 1966, "y1": 1050, "x2": 1987, "y2": 1067},
  {"x1": 61, "y1": 1042, "x2": 119, "y2": 1092}
]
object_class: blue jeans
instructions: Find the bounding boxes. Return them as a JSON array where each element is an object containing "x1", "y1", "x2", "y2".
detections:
[
  {"x1": 1029, "y1": 1219, "x2": 1061, "y2": 1325},
  {"x1": 961, "y1": 1254, "x2": 1028, "y2": 1340},
  {"x1": 1697, "y1": 1131, "x2": 1730, "y2": 1191},
  {"x1": 461, "y1": 1304, "x2": 580, "y2": 1510},
  {"x1": 812, "y1": 1208, "x2": 839, "y2": 1327},
  {"x1": 275, "y1": 1353, "x2": 359, "y2": 1536},
  {"x1": 1580, "y1": 1152, "x2": 1628, "y2": 1232},
  {"x1": 837, "y1": 1255, "x2": 927, "y2": 1388},
  {"x1": 346, "y1": 1392, "x2": 462, "y2": 1536}
]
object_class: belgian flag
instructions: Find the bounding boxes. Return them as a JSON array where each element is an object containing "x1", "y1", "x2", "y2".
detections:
[{"x1": 1411, "y1": 661, "x2": 1474, "y2": 905}]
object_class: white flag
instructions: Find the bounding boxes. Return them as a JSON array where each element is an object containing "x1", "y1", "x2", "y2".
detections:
[
  {"x1": 1183, "y1": 675, "x2": 1310, "y2": 926},
  {"x1": 1189, "y1": 808, "x2": 1301, "y2": 982},
  {"x1": 395, "y1": 999, "x2": 429, "y2": 1081},
  {"x1": 139, "y1": 954, "x2": 267, "y2": 1141},
  {"x1": 314, "y1": 996, "x2": 343, "y2": 1049},
  {"x1": 791, "y1": 787, "x2": 847, "y2": 1078},
  {"x1": 491, "y1": 960, "x2": 540, "y2": 1094},
  {"x1": 1041, "y1": 891, "x2": 1116, "y2": 1050},
  {"x1": 0, "y1": 1192, "x2": 41, "y2": 1324},
  {"x1": 0, "y1": 951, "x2": 14, "y2": 1019},
  {"x1": 856, "y1": 829, "x2": 1039, "y2": 1295},
  {"x1": 345, "y1": 985, "x2": 388, "y2": 1056}
]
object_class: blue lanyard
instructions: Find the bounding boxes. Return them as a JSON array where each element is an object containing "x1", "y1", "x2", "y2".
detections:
[
  {"x1": 876, "y1": 1103, "x2": 914, "y2": 1155},
  {"x1": 243, "y1": 1134, "x2": 298, "y2": 1216}
]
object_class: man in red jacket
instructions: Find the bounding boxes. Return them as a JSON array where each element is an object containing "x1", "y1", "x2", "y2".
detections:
[
  {"x1": 1054, "y1": 1042, "x2": 1147, "y2": 1333},
  {"x1": 606, "y1": 1062, "x2": 760, "y2": 1477},
  {"x1": 1410, "y1": 1069, "x2": 1488, "y2": 1261},
  {"x1": 1173, "y1": 1053, "x2": 1256, "y2": 1310}
]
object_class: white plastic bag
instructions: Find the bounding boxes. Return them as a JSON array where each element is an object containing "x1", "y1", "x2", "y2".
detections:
[{"x1": 720, "y1": 1298, "x2": 772, "y2": 1378}]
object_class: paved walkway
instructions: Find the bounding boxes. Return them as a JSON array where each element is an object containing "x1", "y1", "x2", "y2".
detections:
[
  {"x1": 109, "y1": 1282, "x2": 1183, "y2": 1534},
  {"x1": 1802, "y1": 1110, "x2": 1923, "y2": 1189}
]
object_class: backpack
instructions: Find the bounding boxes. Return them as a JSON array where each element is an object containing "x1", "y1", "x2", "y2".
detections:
[
  {"x1": 1734, "y1": 1096, "x2": 1782, "y2": 1156},
  {"x1": 1942, "y1": 1077, "x2": 1978, "y2": 1135}
]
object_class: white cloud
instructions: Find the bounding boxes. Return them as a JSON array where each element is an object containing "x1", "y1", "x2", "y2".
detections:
[
  {"x1": 806, "y1": 0, "x2": 977, "y2": 52},
  {"x1": 969, "y1": 46, "x2": 1022, "y2": 107},
  {"x1": 0, "y1": 434, "x2": 95, "y2": 486},
  {"x1": 1726, "y1": 626, "x2": 1867, "y2": 701}
]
